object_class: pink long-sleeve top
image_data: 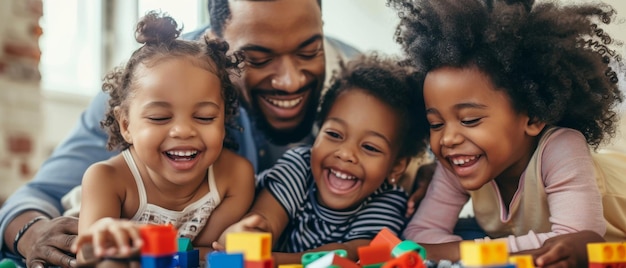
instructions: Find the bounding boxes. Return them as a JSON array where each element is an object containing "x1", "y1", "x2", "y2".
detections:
[{"x1": 403, "y1": 127, "x2": 606, "y2": 252}]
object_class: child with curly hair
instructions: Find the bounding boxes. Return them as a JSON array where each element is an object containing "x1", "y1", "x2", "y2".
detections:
[
  {"x1": 214, "y1": 54, "x2": 429, "y2": 265},
  {"x1": 390, "y1": 0, "x2": 625, "y2": 265},
  {"x1": 70, "y1": 11, "x2": 255, "y2": 260}
]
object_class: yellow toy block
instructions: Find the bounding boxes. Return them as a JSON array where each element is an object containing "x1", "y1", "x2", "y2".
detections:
[
  {"x1": 509, "y1": 255, "x2": 534, "y2": 268},
  {"x1": 277, "y1": 265, "x2": 303, "y2": 268},
  {"x1": 226, "y1": 232, "x2": 272, "y2": 261},
  {"x1": 460, "y1": 240, "x2": 508, "y2": 267},
  {"x1": 587, "y1": 242, "x2": 626, "y2": 263}
]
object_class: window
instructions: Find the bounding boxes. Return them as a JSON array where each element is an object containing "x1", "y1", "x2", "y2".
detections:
[{"x1": 40, "y1": 0, "x2": 208, "y2": 96}]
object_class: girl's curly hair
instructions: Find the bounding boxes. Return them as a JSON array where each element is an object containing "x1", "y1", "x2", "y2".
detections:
[
  {"x1": 317, "y1": 53, "x2": 429, "y2": 159},
  {"x1": 101, "y1": 11, "x2": 243, "y2": 151},
  {"x1": 389, "y1": 0, "x2": 624, "y2": 149}
]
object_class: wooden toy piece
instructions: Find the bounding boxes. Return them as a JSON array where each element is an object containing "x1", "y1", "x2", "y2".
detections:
[
  {"x1": 508, "y1": 255, "x2": 534, "y2": 268},
  {"x1": 302, "y1": 250, "x2": 348, "y2": 267},
  {"x1": 382, "y1": 251, "x2": 425, "y2": 268},
  {"x1": 587, "y1": 242, "x2": 626, "y2": 265},
  {"x1": 226, "y1": 232, "x2": 272, "y2": 261},
  {"x1": 207, "y1": 251, "x2": 244, "y2": 268},
  {"x1": 459, "y1": 240, "x2": 508, "y2": 267},
  {"x1": 305, "y1": 251, "x2": 359, "y2": 268},
  {"x1": 277, "y1": 265, "x2": 303, "y2": 268}
]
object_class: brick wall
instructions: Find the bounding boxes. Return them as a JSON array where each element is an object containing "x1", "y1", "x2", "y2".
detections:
[{"x1": 0, "y1": 0, "x2": 44, "y2": 203}]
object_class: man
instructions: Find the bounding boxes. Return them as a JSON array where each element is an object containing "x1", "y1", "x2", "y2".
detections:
[{"x1": 0, "y1": 1, "x2": 361, "y2": 267}]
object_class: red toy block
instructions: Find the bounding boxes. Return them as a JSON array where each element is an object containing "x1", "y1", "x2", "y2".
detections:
[
  {"x1": 370, "y1": 228, "x2": 402, "y2": 254},
  {"x1": 307, "y1": 252, "x2": 359, "y2": 268},
  {"x1": 245, "y1": 259, "x2": 274, "y2": 268},
  {"x1": 358, "y1": 244, "x2": 392, "y2": 265},
  {"x1": 140, "y1": 224, "x2": 177, "y2": 256},
  {"x1": 382, "y1": 251, "x2": 424, "y2": 268}
]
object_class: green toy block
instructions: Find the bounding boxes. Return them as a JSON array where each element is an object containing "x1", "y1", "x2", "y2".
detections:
[
  {"x1": 392, "y1": 240, "x2": 427, "y2": 260},
  {"x1": 301, "y1": 249, "x2": 348, "y2": 267},
  {"x1": 178, "y1": 237, "x2": 193, "y2": 251}
]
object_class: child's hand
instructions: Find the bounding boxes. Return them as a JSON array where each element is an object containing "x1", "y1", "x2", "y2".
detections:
[
  {"x1": 406, "y1": 162, "x2": 435, "y2": 218},
  {"x1": 71, "y1": 218, "x2": 143, "y2": 258},
  {"x1": 517, "y1": 230, "x2": 604, "y2": 268},
  {"x1": 212, "y1": 214, "x2": 270, "y2": 251}
]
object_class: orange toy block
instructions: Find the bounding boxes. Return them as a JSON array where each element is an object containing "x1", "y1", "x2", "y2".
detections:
[
  {"x1": 459, "y1": 240, "x2": 508, "y2": 267},
  {"x1": 226, "y1": 232, "x2": 272, "y2": 261},
  {"x1": 245, "y1": 259, "x2": 274, "y2": 268},
  {"x1": 370, "y1": 228, "x2": 402, "y2": 254},
  {"x1": 382, "y1": 251, "x2": 425, "y2": 268},
  {"x1": 358, "y1": 244, "x2": 392, "y2": 265},
  {"x1": 508, "y1": 255, "x2": 534, "y2": 268},
  {"x1": 139, "y1": 224, "x2": 177, "y2": 256},
  {"x1": 587, "y1": 242, "x2": 626, "y2": 264}
]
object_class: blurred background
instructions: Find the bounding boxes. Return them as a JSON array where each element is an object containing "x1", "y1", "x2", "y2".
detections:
[{"x1": 0, "y1": 0, "x2": 624, "y2": 201}]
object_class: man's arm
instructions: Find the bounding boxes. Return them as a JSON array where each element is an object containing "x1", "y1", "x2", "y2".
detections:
[{"x1": 0, "y1": 91, "x2": 115, "y2": 266}]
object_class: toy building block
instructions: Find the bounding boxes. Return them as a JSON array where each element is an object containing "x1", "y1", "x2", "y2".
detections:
[
  {"x1": 245, "y1": 259, "x2": 274, "y2": 268},
  {"x1": 508, "y1": 255, "x2": 533, "y2": 268},
  {"x1": 392, "y1": 240, "x2": 427, "y2": 260},
  {"x1": 382, "y1": 251, "x2": 424, "y2": 268},
  {"x1": 358, "y1": 244, "x2": 391, "y2": 266},
  {"x1": 278, "y1": 265, "x2": 303, "y2": 268},
  {"x1": 302, "y1": 250, "x2": 348, "y2": 267},
  {"x1": 459, "y1": 240, "x2": 508, "y2": 267},
  {"x1": 0, "y1": 259, "x2": 17, "y2": 268},
  {"x1": 371, "y1": 228, "x2": 402, "y2": 254},
  {"x1": 587, "y1": 242, "x2": 626, "y2": 264},
  {"x1": 140, "y1": 224, "x2": 178, "y2": 256},
  {"x1": 207, "y1": 251, "x2": 244, "y2": 268},
  {"x1": 178, "y1": 237, "x2": 193, "y2": 252},
  {"x1": 226, "y1": 232, "x2": 272, "y2": 261},
  {"x1": 175, "y1": 248, "x2": 199, "y2": 268},
  {"x1": 305, "y1": 251, "x2": 359, "y2": 268},
  {"x1": 141, "y1": 254, "x2": 175, "y2": 268}
]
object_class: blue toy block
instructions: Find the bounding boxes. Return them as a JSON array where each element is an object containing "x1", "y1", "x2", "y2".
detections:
[
  {"x1": 174, "y1": 249, "x2": 199, "y2": 268},
  {"x1": 141, "y1": 254, "x2": 175, "y2": 268},
  {"x1": 207, "y1": 251, "x2": 244, "y2": 268}
]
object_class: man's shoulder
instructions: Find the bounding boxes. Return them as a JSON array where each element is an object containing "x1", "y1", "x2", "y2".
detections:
[{"x1": 324, "y1": 35, "x2": 361, "y2": 60}]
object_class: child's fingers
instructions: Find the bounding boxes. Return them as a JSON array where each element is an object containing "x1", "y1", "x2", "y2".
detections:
[
  {"x1": 71, "y1": 234, "x2": 93, "y2": 253},
  {"x1": 534, "y1": 244, "x2": 569, "y2": 267},
  {"x1": 212, "y1": 241, "x2": 225, "y2": 251},
  {"x1": 243, "y1": 214, "x2": 269, "y2": 231}
]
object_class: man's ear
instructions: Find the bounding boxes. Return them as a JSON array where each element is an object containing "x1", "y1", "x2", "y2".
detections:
[
  {"x1": 525, "y1": 116, "x2": 546, "y2": 137},
  {"x1": 387, "y1": 157, "x2": 410, "y2": 184},
  {"x1": 114, "y1": 106, "x2": 132, "y2": 143}
]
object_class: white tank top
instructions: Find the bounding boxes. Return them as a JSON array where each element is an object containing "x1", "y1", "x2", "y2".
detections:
[{"x1": 122, "y1": 149, "x2": 221, "y2": 240}]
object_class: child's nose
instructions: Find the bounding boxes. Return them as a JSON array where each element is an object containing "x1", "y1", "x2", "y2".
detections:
[{"x1": 334, "y1": 144, "x2": 358, "y2": 164}]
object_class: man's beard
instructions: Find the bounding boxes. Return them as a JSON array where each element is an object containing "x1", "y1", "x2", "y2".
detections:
[{"x1": 250, "y1": 91, "x2": 320, "y2": 146}]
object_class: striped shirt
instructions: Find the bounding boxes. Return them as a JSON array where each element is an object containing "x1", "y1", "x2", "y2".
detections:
[{"x1": 258, "y1": 146, "x2": 408, "y2": 253}]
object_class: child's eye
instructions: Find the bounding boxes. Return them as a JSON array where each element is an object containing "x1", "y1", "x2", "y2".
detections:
[
  {"x1": 429, "y1": 123, "x2": 444, "y2": 130},
  {"x1": 195, "y1": 117, "x2": 216, "y2": 123},
  {"x1": 147, "y1": 117, "x2": 170, "y2": 123},
  {"x1": 324, "y1": 130, "x2": 342, "y2": 139},
  {"x1": 461, "y1": 118, "x2": 481, "y2": 126},
  {"x1": 362, "y1": 144, "x2": 381, "y2": 153}
]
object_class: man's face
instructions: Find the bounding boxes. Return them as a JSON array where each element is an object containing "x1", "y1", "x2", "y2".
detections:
[{"x1": 222, "y1": 0, "x2": 325, "y2": 143}]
